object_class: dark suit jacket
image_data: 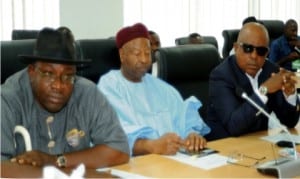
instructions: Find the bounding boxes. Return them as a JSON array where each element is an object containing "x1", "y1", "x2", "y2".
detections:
[{"x1": 205, "y1": 55, "x2": 300, "y2": 140}]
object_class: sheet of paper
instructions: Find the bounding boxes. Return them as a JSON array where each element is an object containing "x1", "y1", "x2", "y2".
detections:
[
  {"x1": 43, "y1": 164, "x2": 85, "y2": 179},
  {"x1": 164, "y1": 152, "x2": 228, "y2": 170},
  {"x1": 260, "y1": 133, "x2": 300, "y2": 143},
  {"x1": 96, "y1": 168, "x2": 149, "y2": 178}
]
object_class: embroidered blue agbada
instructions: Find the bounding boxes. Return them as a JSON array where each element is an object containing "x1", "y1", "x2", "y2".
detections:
[{"x1": 98, "y1": 70, "x2": 210, "y2": 154}]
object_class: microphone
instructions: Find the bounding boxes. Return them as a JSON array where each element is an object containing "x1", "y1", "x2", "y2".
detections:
[
  {"x1": 235, "y1": 87, "x2": 300, "y2": 178},
  {"x1": 295, "y1": 46, "x2": 300, "y2": 55},
  {"x1": 236, "y1": 87, "x2": 297, "y2": 159},
  {"x1": 235, "y1": 88, "x2": 278, "y2": 123}
]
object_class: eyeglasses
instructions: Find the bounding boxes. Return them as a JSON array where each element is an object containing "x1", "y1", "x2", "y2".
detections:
[
  {"x1": 36, "y1": 68, "x2": 75, "y2": 85},
  {"x1": 238, "y1": 42, "x2": 269, "y2": 56},
  {"x1": 227, "y1": 151, "x2": 266, "y2": 168}
]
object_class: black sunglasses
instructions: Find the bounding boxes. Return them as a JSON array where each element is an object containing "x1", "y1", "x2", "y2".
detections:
[{"x1": 238, "y1": 42, "x2": 269, "y2": 56}]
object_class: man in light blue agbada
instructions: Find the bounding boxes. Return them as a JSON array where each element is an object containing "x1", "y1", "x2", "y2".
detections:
[{"x1": 97, "y1": 23, "x2": 210, "y2": 156}]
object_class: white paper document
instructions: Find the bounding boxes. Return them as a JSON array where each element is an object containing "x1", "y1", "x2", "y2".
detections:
[
  {"x1": 43, "y1": 164, "x2": 85, "y2": 179},
  {"x1": 164, "y1": 152, "x2": 228, "y2": 170},
  {"x1": 96, "y1": 168, "x2": 150, "y2": 178},
  {"x1": 260, "y1": 133, "x2": 300, "y2": 143}
]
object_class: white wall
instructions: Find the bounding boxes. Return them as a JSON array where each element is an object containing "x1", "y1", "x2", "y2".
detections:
[{"x1": 60, "y1": 0, "x2": 123, "y2": 40}]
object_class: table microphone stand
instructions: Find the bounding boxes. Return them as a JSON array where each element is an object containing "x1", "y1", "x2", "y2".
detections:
[{"x1": 237, "y1": 88, "x2": 300, "y2": 178}]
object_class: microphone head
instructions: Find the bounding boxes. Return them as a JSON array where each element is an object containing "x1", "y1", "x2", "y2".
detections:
[
  {"x1": 235, "y1": 87, "x2": 245, "y2": 97},
  {"x1": 294, "y1": 46, "x2": 300, "y2": 54}
]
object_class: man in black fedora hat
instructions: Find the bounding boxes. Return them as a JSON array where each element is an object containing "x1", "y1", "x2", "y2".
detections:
[{"x1": 1, "y1": 27, "x2": 129, "y2": 177}]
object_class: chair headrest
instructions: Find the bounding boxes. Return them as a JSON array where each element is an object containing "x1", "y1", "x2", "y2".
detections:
[
  {"x1": 75, "y1": 39, "x2": 120, "y2": 83},
  {"x1": 155, "y1": 44, "x2": 221, "y2": 81},
  {"x1": 260, "y1": 20, "x2": 284, "y2": 41},
  {"x1": 12, "y1": 30, "x2": 39, "y2": 40},
  {"x1": 222, "y1": 29, "x2": 240, "y2": 58},
  {"x1": 1, "y1": 39, "x2": 36, "y2": 84},
  {"x1": 175, "y1": 36, "x2": 218, "y2": 49}
]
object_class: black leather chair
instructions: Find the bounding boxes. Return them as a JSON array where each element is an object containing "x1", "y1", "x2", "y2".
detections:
[
  {"x1": 155, "y1": 44, "x2": 221, "y2": 119},
  {"x1": 221, "y1": 29, "x2": 240, "y2": 58},
  {"x1": 12, "y1": 30, "x2": 39, "y2": 40},
  {"x1": 175, "y1": 37, "x2": 189, "y2": 45},
  {"x1": 260, "y1": 19, "x2": 284, "y2": 42},
  {"x1": 1, "y1": 38, "x2": 121, "y2": 84},
  {"x1": 222, "y1": 20, "x2": 285, "y2": 59},
  {"x1": 1, "y1": 39, "x2": 36, "y2": 84},
  {"x1": 175, "y1": 36, "x2": 219, "y2": 49},
  {"x1": 75, "y1": 39, "x2": 121, "y2": 83}
]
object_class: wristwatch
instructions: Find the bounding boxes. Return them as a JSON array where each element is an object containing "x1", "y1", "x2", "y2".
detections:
[
  {"x1": 56, "y1": 154, "x2": 67, "y2": 168},
  {"x1": 258, "y1": 85, "x2": 268, "y2": 96}
]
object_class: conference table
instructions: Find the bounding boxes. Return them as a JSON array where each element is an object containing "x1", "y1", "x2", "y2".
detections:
[
  {"x1": 1, "y1": 123, "x2": 299, "y2": 178},
  {"x1": 111, "y1": 123, "x2": 300, "y2": 178}
]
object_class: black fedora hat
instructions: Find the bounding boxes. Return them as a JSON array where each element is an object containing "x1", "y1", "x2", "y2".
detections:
[{"x1": 19, "y1": 27, "x2": 91, "y2": 65}]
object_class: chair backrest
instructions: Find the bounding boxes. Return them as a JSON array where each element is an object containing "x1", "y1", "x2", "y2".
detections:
[
  {"x1": 1, "y1": 38, "x2": 121, "y2": 84},
  {"x1": 175, "y1": 36, "x2": 219, "y2": 49},
  {"x1": 260, "y1": 19, "x2": 284, "y2": 42},
  {"x1": 154, "y1": 44, "x2": 221, "y2": 119},
  {"x1": 75, "y1": 39, "x2": 121, "y2": 83},
  {"x1": 175, "y1": 37, "x2": 189, "y2": 45},
  {"x1": 221, "y1": 20, "x2": 285, "y2": 59},
  {"x1": 221, "y1": 29, "x2": 240, "y2": 58},
  {"x1": 1, "y1": 39, "x2": 36, "y2": 84},
  {"x1": 12, "y1": 30, "x2": 39, "y2": 40}
]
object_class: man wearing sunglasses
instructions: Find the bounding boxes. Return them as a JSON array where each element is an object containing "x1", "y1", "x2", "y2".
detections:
[
  {"x1": 205, "y1": 22, "x2": 300, "y2": 140},
  {"x1": 269, "y1": 19, "x2": 300, "y2": 71}
]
